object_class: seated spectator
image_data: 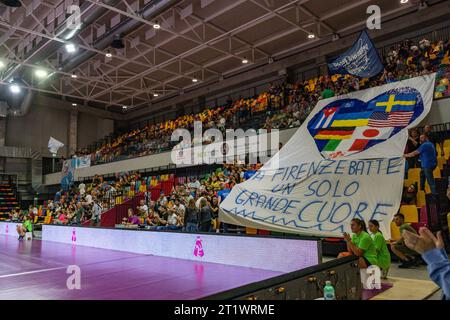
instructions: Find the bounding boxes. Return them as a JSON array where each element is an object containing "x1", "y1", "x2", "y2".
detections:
[
  {"x1": 125, "y1": 209, "x2": 140, "y2": 226},
  {"x1": 390, "y1": 213, "x2": 420, "y2": 268},
  {"x1": 165, "y1": 209, "x2": 182, "y2": 231},
  {"x1": 368, "y1": 220, "x2": 391, "y2": 279},
  {"x1": 403, "y1": 227, "x2": 449, "y2": 300},
  {"x1": 56, "y1": 212, "x2": 67, "y2": 225},
  {"x1": 137, "y1": 199, "x2": 148, "y2": 216},
  {"x1": 339, "y1": 218, "x2": 378, "y2": 269},
  {"x1": 16, "y1": 215, "x2": 32, "y2": 240}
]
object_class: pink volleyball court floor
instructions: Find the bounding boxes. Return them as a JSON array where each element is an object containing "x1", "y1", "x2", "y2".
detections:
[{"x1": 0, "y1": 234, "x2": 281, "y2": 300}]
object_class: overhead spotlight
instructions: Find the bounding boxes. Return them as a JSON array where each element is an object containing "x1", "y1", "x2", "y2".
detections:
[
  {"x1": 0, "y1": 60, "x2": 5, "y2": 69},
  {"x1": 268, "y1": 57, "x2": 274, "y2": 64},
  {"x1": 111, "y1": 34, "x2": 125, "y2": 49},
  {"x1": 153, "y1": 93, "x2": 159, "y2": 97},
  {"x1": 400, "y1": 0, "x2": 409, "y2": 4},
  {"x1": 192, "y1": 78, "x2": 198, "y2": 83},
  {"x1": 0, "y1": 0, "x2": 22, "y2": 7},
  {"x1": 308, "y1": 33, "x2": 316, "y2": 39},
  {"x1": 35, "y1": 69, "x2": 48, "y2": 78},
  {"x1": 9, "y1": 83, "x2": 20, "y2": 94},
  {"x1": 332, "y1": 33, "x2": 340, "y2": 41},
  {"x1": 71, "y1": 73, "x2": 77, "y2": 78},
  {"x1": 242, "y1": 58, "x2": 249, "y2": 64},
  {"x1": 105, "y1": 50, "x2": 112, "y2": 58},
  {"x1": 72, "y1": 103, "x2": 77, "y2": 106},
  {"x1": 65, "y1": 43, "x2": 77, "y2": 53},
  {"x1": 153, "y1": 21, "x2": 161, "y2": 29},
  {"x1": 122, "y1": 105, "x2": 128, "y2": 110}
]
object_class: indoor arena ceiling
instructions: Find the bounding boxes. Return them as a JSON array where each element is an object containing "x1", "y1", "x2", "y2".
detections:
[{"x1": 0, "y1": 0, "x2": 438, "y2": 112}]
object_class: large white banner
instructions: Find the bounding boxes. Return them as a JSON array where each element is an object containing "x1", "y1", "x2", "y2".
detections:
[{"x1": 220, "y1": 74, "x2": 436, "y2": 237}]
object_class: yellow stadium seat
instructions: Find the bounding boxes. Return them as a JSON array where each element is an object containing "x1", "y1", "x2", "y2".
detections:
[
  {"x1": 433, "y1": 167, "x2": 442, "y2": 178},
  {"x1": 416, "y1": 190, "x2": 426, "y2": 207},
  {"x1": 399, "y1": 205, "x2": 419, "y2": 223},
  {"x1": 425, "y1": 182, "x2": 431, "y2": 194},
  {"x1": 443, "y1": 139, "x2": 450, "y2": 149},
  {"x1": 408, "y1": 168, "x2": 420, "y2": 182},
  {"x1": 245, "y1": 227, "x2": 258, "y2": 235},
  {"x1": 403, "y1": 179, "x2": 414, "y2": 188},
  {"x1": 436, "y1": 143, "x2": 442, "y2": 155},
  {"x1": 444, "y1": 147, "x2": 450, "y2": 160},
  {"x1": 438, "y1": 157, "x2": 446, "y2": 170},
  {"x1": 390, "y1": 222, "x2": 401, "y2": 241}
]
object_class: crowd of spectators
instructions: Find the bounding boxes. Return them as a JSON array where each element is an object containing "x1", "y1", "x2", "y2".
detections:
[
  {"x1": 9, "y1": 163, "x2": 261, "y2": 232},
  {"x1": 67, "y1": 37, "x2": 449, "y2": 165}
]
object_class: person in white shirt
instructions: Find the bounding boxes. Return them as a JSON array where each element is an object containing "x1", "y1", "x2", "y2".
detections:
[
  {"x1": 78, "y1": 182, "x2": 86, "y2": 195},
  {"x1": 188, "y1": 177, "x2": 201, "y2": 190},
  {"x1": 91, "y1": 200, "x2": 102, "y2": 226},
  {"x1": 84, "y1": 193, "x2": 93, "y2": 205},
  {"x1": 166, "y1": 210, "x2": 182, "y2": 230},
  {"x1": 173, "y1": 199, "x2": 185, "y2": 215},
  {"x1": 137, "y1": 199, "x2": 148, "y2": 215},
  {"x1": 159, "y1": 193, "x2": 168, "y2": 206}
]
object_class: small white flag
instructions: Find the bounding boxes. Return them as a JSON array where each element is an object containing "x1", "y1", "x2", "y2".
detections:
[{"x1": 48, "y1": 137, "x2": 64, "y2": 155}]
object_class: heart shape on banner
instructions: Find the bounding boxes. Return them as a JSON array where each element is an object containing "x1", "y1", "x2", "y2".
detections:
[{"x1": 307, "y1": 87, "x2": 424, "y2": 159}]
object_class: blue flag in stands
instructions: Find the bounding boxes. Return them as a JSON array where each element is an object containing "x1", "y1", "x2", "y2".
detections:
[{"x1": 328, "y1": 30, "x2": 383, "y2": 78}]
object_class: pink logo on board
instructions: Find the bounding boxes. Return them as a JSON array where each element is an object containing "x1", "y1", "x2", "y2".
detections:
[
  {"x1": 71, "y1": 228, "x2": 76, "y2": 243},
  {"x1": 5, "y1": 224, "x2": 8, "y2": 234},
  {"x1": 193, "y1": 236, "x2": 204, "y2": 257}
]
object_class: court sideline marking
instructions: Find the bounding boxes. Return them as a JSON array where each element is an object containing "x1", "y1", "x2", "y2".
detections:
[{"x1": 0, "y1": 266, "x2": 66, "y2": 279}]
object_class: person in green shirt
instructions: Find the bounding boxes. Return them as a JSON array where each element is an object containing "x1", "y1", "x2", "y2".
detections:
[
  {"x1": 390, "y1": 213, "x2": 419, "y2": 268},
  {"x1": 321, "y1": 87, "x2": 335, "y2": 99},
  {"x1": 16, "y1": 215, "x2": 32, "y2": 240},
  {"x1": 74, "y1": 203, "x2": 85, "y2": 225},
  {"x1": 368, "y1": 219, "x2": 391, "y2": 279},
  {"x1": 340, "y1": 218, "x2": 378, "y2": 269}
]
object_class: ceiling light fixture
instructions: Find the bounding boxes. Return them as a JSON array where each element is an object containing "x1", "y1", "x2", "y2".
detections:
[
  {"x1": 400, "y1": 0, "x2": 409, "y2": 4},
  {"x1": 9, "y1": 84, "x2": 20, "y2": 94},
  {"x1": 71, "y1": 73, "x2": 77, "y2": 78},
  {"x1": 65, "y1": 43, "x2": 77, "y2": 53},
  {"x1": 192, "y1": 78, "x2": 198, "y2": 83},
  {"x1": 153, "y1": 93, "x2": 159, "y2": 97},
  {"x1": 153, "y1": 21, "x2": 161, "y2": 29},
  {"x1": 72, "y1": 103, "x2": 77, "y2": 106},
  {"x1": 308, "y1": 33, "x2": 315, "y2": 39},
  {"x1": 105, "y1": 50, "x2": 112, "y2": 58},
  {"x1": 122, "y1": 105, "x2": 128, "y2": 109},
  {"x1": 0, "y1": 60, "x2": 5, "y2": 69},
  {"x1": 242, "y1": 58, "x2": 249, "y2": 64},
  {"x1": 35, "y1": 69, "x2": 48, "y2": 78}
]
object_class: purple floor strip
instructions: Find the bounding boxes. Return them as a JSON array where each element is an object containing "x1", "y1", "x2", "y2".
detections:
[
  {"x1": 362, "y1": 283, "x2": 393, "y2": 300},
  {"x1": 0, "y1": 235, "x2": 282, "y2": 300}
]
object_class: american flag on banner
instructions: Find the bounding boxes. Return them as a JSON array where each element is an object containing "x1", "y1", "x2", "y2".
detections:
[{"x1": 368, "y1": 111, "x2": 414, "y2": 127}]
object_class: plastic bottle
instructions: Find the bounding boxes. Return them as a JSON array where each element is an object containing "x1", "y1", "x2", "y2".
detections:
[{"x1": 323, "y1": 281, "x2": 336, "y2": 300}]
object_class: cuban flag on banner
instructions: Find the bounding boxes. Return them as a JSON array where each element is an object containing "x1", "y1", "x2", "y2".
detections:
[{"x1": 328, "y1": 30, "x2": 384, "y2": 78}]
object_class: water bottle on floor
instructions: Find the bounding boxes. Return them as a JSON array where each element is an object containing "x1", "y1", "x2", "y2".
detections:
[{"x1": 324, "y1": 281, "x2": 336, "y2": 300}]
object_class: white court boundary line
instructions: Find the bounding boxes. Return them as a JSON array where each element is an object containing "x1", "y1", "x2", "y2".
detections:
[{"x1": 0, "y1": 267, "x2": 66, "y2": 279}]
